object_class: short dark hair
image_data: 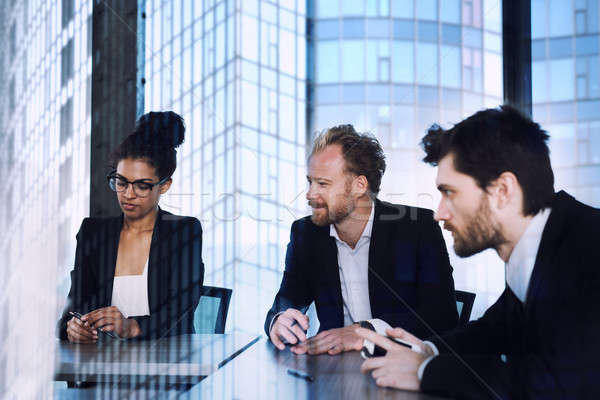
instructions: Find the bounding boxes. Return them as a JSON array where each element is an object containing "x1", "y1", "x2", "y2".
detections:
[
  {"x1": 311, "y1": 124, "x2": 386, "y2": 195},
  {"x1": 420, "y1": 105, "x2": 554, "y2": 216},
  {"x1": 111, "y1": 111, "x2": 185, "y2": 179}
]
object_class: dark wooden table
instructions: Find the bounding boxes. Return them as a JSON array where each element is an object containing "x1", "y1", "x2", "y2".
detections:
[
  {"x1": 182, "y1": 338, "x2": 447, "y2": 400},
  {"x1": 54, "y1": 333, "x2": 259, "y2": 385}
]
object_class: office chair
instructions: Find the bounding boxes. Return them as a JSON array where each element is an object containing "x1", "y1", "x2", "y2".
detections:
[
  {"x1": 455, "y1": 290, "x2": 476, "y2": 326},
  {"x1": 193, "y1": 286, "x2": 232, "y2": 334}
]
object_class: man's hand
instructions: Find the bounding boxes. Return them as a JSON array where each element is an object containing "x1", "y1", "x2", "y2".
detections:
[
  {"x1": 356, "y1": 327, "x2": 431, "y2": 391},
  {"x1": 82, "y1": 306, "x2": 141, "y2": 339},
  {"x1": 292, "y1": 325, "x2": 363, "y2": 355},
  {"x1": 66, "y1": 316, "x2": 97, "y2": 343},
  {"x1": 269, "y1": 308, "x2": 309, "y2": 350}
]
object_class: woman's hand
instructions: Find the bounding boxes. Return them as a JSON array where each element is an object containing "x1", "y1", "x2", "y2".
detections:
[
  {"x1": 66, "y1": 316, "x2": 98, "y2": 343},
  {"x1": 82, "y1": 306, "x2": 141, "y2": 339}
]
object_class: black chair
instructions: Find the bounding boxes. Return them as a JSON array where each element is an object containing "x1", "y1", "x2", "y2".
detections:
[
  {"x1": 193, "y1": 286, "x2": 232, "y2": 334},
  {"x1": 455, "y1": 290, "x2": 476, "y2": 326}
]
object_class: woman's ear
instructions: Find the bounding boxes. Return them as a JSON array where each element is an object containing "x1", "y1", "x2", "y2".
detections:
[{"x1": 159, "y1": 178, "x2": 172, "y2": 194}]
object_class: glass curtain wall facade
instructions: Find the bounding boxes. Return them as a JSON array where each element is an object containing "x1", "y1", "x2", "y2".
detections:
[
  {"x1": 0, "y1": 0, "x2": 92, "y2": 396},
  {"x1": 532, "y1": 0, "x2": 600, "y2": 207},
  {"x1": 143, "y1": 0, "x2": 307, "y2": 333},
  {"x1": 309, "y1": 0, "x2": 504, "y2": 317}
]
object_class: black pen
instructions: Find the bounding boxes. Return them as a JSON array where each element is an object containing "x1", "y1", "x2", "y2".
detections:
[{"x1": 287, "y1": 368, "x2": 314, "y2": 382}]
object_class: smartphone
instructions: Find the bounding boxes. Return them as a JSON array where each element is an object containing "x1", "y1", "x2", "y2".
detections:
[
  {"x1": 68, "y1": 311, "x2": 117, "y2": 339},
  {"x1": 361, "y1": 336, "x2": 424, "y2": 359}
]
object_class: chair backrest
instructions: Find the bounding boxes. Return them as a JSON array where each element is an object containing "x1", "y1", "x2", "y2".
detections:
[
  {"x1": 193, "y1": 286, "x2": 232, "y2": 334},
  {"x1": 455, "y1": 290, "x2": 476, "y2": 326}
]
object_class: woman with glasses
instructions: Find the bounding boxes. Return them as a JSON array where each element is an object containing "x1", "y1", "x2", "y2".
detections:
[{"x1": 57, "y1": 111, "x2": 204, "y2": 342}]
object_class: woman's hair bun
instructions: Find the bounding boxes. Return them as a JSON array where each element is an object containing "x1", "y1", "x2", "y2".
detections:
[{"x1": 134, "y1": 111, "x2": 185, "y2": 149}]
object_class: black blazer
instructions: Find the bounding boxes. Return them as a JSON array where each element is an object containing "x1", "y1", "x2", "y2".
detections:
[
  {"x1": 264, "y1": 199, "x2": 458, "y2": 338},
  {"x1": 57, "y1": 208, "x2": 204, "y2": 340},
  {"x1": 421, "y1": 191, "x2": 600, "y2": 399}
]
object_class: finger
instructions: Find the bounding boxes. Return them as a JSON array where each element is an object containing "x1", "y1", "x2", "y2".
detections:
[
  {"x1": 371, "y1": 368, "x2": 386, "y2": 380},
  {"x1": 290, "y1": 324, "x2": 307, "y2": 343},
  {"x1": 355, "y1": 327, "x2": 396, "y2": 351},
  {"x1": 360, "y1": 357, "x2": 387, "y2": 373},
  {"x1": 90, "y1": 315, "x2": 116, "y2": 329},
  {"x1": 291, "y1": 344, "x2": 308, "y2": 354},
  {"x1": 71, "y1": 317, "x2": 96, "y2": 333},
  {"x1": 375, "y1": 376, "x2": 392, "y2": 388},
  {"x1": 284, "y1": 309, "x2": 309, "y2": 331},
  {"x1": 385, "y1": 327, "x2": 422, "y2": 345},
  {"x1": 277, "y1": 325, "x2": 300, "y2": 345},
  {"x1": 68, "y1": 326, "x2": 96, "y2": 343},
  {"x1": 308, "y1": 335, "x2": 337, "y2": 355},
  {"x1": 270, "y1": 330, "x2": 285, "y2": 350},
  {"x1": 328, "y1": 344, "x2": 343, "y2": 355},
  {"x1": 69, "y1": 320, "x2": 97, "y2": 339}
]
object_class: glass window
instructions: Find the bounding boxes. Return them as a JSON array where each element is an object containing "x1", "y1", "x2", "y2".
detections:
[
  {"x1": 416, "y1": 0, "x2": 437, "y2": 21},
  {"x1": 463, "y1": 27, "x2": 483, "y2": 48},
  {"x1": 440, "y1": 45, "x2": 461, "y2": 88},
  {"x1": 316, "y1": 41, "x2": 339, "y2": 83},
  {"x1": 549, "y1": 59, "x2": 575, "y2": 101},
  {"x1": 418, "y1": 21, "x2": 438, "y2": 42},
  {"x1": 241, "y1": 15, "x2": 258, "y2": 61},
  {"x1": 367, "y1": 19, "x2": 389, "y2": 38},
  {"x1": 531, "y1": 0, "x2": 546, "y2": 39},
  {"x1": 442, "y1": 23, "x2": 460, "y2": 45},
  {"x1": 483, "y1": 52, "x2": 502, "y2": 97},
  {"x1": 549, "y1": 38, "x2": 573, "y2": 59},
  {"x1": 342, "y1": 0, "x2": 365, "y2": 16},
  {"x1": 366, "y1": 84, "x2": 390, "y2": 103},
  {"x1": 343, "y1": 18, "x2": 365, "y2": 38},
  {"x1": 417, "y1": 86, "x2": 438, "y2": 106},
  {"x1": 241, "y1": 81, "x2": 258, "y2": 127},
  {"x1": 279, "y1": 29, "x2": 296, "y2": 76},
  {"x1": 532, "y1": 60, "x2": 548, "y2": 103},
  {"x1": 315, "y1": 85, "x2": 340, "y2": 104},
  {"x1": 576, "y1": 36, "x2": 600, "y2": 56},
  {"x1": 342, "y1": 84, "x2": 365, "y2": 103},
  {"x1": 391, "y1": 0, "x2": 414, "y2": 18},
  {"x1": 341, "y1": 40, "x2": 365, "y2": 82},
  {"x1": 549, "y1": 0, "x2": 574, "y2": 37},
  {"x1": 393, "y1": 20, "x2": 414, "y2": 40},
  {"x1": 316, "y1": 0, "x2": 339, "y2": 18},
  {"x1": 391, "y1": 41, "x2": 414, "y2": 83},
  {"x1": 315, "y1": 20, "x2": 339, "y2": 39},
  {"x1": 416, "y1": 42, "x2": 438, "y2": 85},
  {"x1": 483, "y1": 0, "x2": 501, "y2": 33},
  {"x1": 532, "y1": 39, "x2": 546, "y2": 60},
  {"x1": 440, "y1": 0, "x2": 460, "y2": 24}
]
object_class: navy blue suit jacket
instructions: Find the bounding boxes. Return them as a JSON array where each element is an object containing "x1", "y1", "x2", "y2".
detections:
[
  {"x1": 265, "y1": 199, "x2": 458, "y2": 338},
  {"x1": 421, "y1": 191, "x2": 600, "y2": 399},
  {"x1": 57, "y1": 208, "x2": 204, "y2": 340}
]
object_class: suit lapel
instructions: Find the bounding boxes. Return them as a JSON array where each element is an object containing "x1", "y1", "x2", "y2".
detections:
[
  {"x1": 146, "y1": 208, "x2": 164, "y2": 313},
  {"x1": 368, "y1": 199, "x2": 394, "y2": 318}
]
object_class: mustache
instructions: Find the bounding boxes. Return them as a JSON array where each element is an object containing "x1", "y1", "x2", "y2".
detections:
[
  {"x1": 443, "y1": 222, "x2": 455, "y2": 232},
  {"x1": 308, "y1": 200, "x2": 327, "y2": 209}
]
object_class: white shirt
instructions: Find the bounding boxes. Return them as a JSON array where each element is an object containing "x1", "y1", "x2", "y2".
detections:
[
  {"x1": 417, "y1": 207, "x2": 552, "y2": 381},
  {"x1": 111, "y1": 259, "x2": 151, "y2": 318},
  {"x1": 330, "y1": 203, "x2": 391, "y2": 334}
]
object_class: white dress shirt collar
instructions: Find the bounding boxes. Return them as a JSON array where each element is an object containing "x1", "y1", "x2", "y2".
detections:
[
  {"x1": 330, "y1": 201, "x2": 375, "y2": 245},
  {"x1": 505, "y1": 207, "x2": 552, "y2": 303}
]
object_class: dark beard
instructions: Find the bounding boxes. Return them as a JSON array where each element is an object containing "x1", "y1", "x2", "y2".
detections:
[
  {"x1": 309, "y1": 190, "x2": 355, "y2": 226},
  {"x1": 451, "y1": 197, "x2": 505, "y2": 257}
]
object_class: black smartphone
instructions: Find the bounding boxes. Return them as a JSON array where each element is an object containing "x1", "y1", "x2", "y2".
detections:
[{"x1": 68, "y1": 311, "x2": 117, "y2": 339}]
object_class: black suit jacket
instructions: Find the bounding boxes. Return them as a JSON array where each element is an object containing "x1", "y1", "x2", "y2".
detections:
[
  {"x1": 421, "y1": 191, "x2": 600, "y2": 399},
  {"x1": 264, "y1": 199, "x2": 458, "y2": 338},
  {"x1": 57, "y1": 208, "x2": 204, "y2": 340}
]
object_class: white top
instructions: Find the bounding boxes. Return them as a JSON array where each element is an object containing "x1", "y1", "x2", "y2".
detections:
[
  {"x1": 330, "y1": 203, "x2": 391, "y2": 334},
  {"x1": 505, "y1": 207, "x2": 552, "y2": 303},
  {"x1": 111, "y1": 259, "x2": 150, "y2": 318}
]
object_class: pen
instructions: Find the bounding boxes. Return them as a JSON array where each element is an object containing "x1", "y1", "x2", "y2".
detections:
[
  {"x1": 287, "y1": 368, "x2": 314, "y2": 382},
  {"x1": 391, "y1": 337, "x2": 425, "y2": 355}
]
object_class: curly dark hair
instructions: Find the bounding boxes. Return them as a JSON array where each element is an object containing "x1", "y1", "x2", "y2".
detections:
[
  {"x1": 420, "y1": 105, "x2": 554, "y2": 216},
  {"x1": 111, "y1": 111, "x2": 185, "y2": 179},
  {"x1": 311, "y1": 124, "x2": 386, "y2": 195}
]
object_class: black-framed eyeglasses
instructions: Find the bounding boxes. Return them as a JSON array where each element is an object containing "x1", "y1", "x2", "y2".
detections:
[{"x1": 106, "y1": 171, "x2": 170, "y2": 198}]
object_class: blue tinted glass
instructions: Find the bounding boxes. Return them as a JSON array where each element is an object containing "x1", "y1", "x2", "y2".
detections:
[
  {"x1": 417, "y1": 86, "x2": 438, "y2": 106},
  {"x1": 367, "y1": 19, "x2": 389, "y2": 38},
  {"x1": 532, "y1": 61, "x2": 548, "y2": 103},
  {"x1": 463, "y1": 27, "x2": 482, "y2": 48},
  {"x1": 416, "y1": 0, "x2": 437, "y2": 20},
  {"x1": 440, "y1": 0, "x2": 460, "y2": 23},
  {"x1": 366, "y1": 84, "x2": 390, "y2": 103},
  {"x1": 342, "y1": 0, "x2": 364, "y2": 16},
  {"x1": 342, "y1": 84, "x2": 365, "y2": 103},
  {"x1": 342, "y1": 41, "x2": 365, "y2": 81},
  {"x1": 343, "y1": 18, "x2": 365, "y2": 38},
  {"x1": 315, "y1": 20, "x2": 339, "y2": 39},
  {"x1": 316, "y1": 85, "x2": 339, "y2": 104},
  {"x1": 578, "y1": 100, "x2": 600, "y2": 121},
  {"x1": 589, "y1": 57, "x2": 599, "y2": 97},
  {"x1": 393, "y1": 19, "x2": 414, "y2": 39},
  {"x1": 418, "y1": 21, "x2": 438, "y2": 42},
  {"x1": 416, "y1": 42, "x2": 438, "y2": 85},
  {"x1": 589, "y1": 1, "x2": 599, "y2": 33},
  {"x1": 316, "y1": 41, "x2": 339, "y2": 83},
  {"x1": 442, "y1": 23, "x2": 460, "y2": 45},
  {"x1": 531, "y1": 39, "x2": 546, "y2": 60},
  {"x1": 549, "y1": 0, "x2": 574, "y2": 37},
  {"x1": 442, "y1": 88, "x2": 461, "y2": 107},
  {"x1": 440, "y1": 45, "x2": 461, "y2": 88},
  {"x1": 531, "y1": 0, "x2": 546, "y2": 39},
  {"x1": 549, "y1": 38, "x2": 573, "y2": 59},
  {"x1": 316, "y1": 0, "x2": 339, "y2": 18},
  {"x1": 391, "y1": 0, "x2": 413, "y2": 18},
  {"x1": 391, "y1": 41, "x2": 414, "y2": 83},
  {"x1": 576, "y1": 36, "x2": 600, "y2": 56},
  {"x1": 394, "y1": 84, "x2": 416, "y2": 104}
]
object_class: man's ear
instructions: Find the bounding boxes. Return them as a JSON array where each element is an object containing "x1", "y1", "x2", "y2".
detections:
[
  {"x1": 353, "y1": 175, "x2": 369, "y2": 197},
  {"x1": 159, "y1": 178, "x2": 172, "y2": 194},
  {"x1": 488, "y1": 172, "x2": 519, "y2": 211}
]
